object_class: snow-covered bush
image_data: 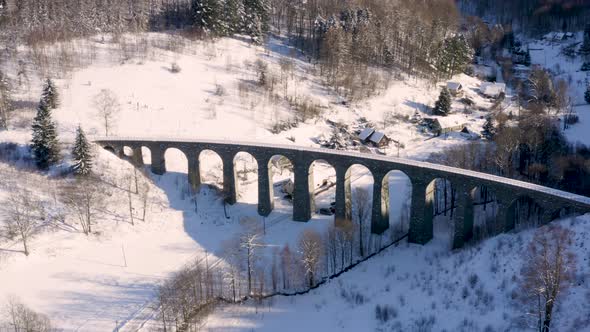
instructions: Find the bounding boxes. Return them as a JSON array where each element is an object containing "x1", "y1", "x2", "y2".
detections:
[
  {"x1": 375, "y1": 304, "x2": 398, "y2": 323},
  {"x1": 170, "y1": 62, "x2": 181, "y2": 73}
]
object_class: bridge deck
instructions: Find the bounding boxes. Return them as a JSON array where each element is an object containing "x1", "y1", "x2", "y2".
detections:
[{"x1": 94, "y1": 137, "x2": 590, "y2": 207}]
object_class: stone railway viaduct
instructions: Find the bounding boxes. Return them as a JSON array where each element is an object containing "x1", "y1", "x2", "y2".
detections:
[{"x1": 96, "y1": 137, "x2": 590, "y2": 249}]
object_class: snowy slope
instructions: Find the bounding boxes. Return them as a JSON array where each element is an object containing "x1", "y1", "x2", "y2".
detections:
[
  {"x1": 204, "y1": 214, "x2": 590, "y2": 332},
  {"x1": 0, "y1": 32, "x2": 579, "y2": 331}
]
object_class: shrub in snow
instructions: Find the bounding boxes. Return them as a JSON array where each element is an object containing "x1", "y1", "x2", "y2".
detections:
[
  {"x1": 214, "y1": 84, "x2": 226, "y2": 96},
  {"x1": 581, "y1": 62, "x2": 590, "y2": 71},
  {"x1": 375, "y1": 304, "x2": 398, "y2": 323},
  {"x1": 585, "y1": 85, "x2": 590, "y2": 104},
  {"x1": 413, "y1": 315, "x2": 436, "y2": 331},
  {"x1": 340, "y1": 286, "x2": 367, "y2": 306},
  {"x1": 468, "y1": 273, "x2": 479, "y2": 288},
  {"x1": 564, "y1": 113, "x2": 579, "y2": 125},
  {"x1": 170, "y1": 62, "x2": 181, "y2": 73}
]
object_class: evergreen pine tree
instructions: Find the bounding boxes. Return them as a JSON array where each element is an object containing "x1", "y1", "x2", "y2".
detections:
[
  {"x1": 31, "y1": 100, "x2": 60, "y2": 170},
  {"x1": 191, "y1": 0, "x2": 224, "y2": 33},
  {"x1": 243, "y1": 0, "x2": 269, "y2": 43},
  {"x1": 433, "y1": 87, "x2": 452, "y2": 116},
  {"x1": 481, "y1": 117, "x2": 496, "y2": 140},
  {"x1": 41, "y1": 78, "x2": 59, "y2": 109},
  {"x1": 585, "y1": 85, "x2": 590, "y2": 104},
  {"x1": 72, "y1": 126, "x2": 92, "y2": 176},
  {"x1": 437, "y1": 35, "x2": 474, "y2": 79},
  {"x1": 223, "y1": 0, "x2": 245, "y2": 34}
]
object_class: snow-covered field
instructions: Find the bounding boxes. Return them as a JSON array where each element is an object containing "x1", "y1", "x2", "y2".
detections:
[
  {"x1": 0, "y1": 31, "x2": 589, "y2": 331},
  {"x1": 204, "y1": 214, "x2": 590, "y2": 332}
]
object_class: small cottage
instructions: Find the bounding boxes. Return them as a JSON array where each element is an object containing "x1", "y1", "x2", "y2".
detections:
[
  {"x1": 480, "y1": 82, "x2": 506, "y2": 98},
  {"x1": 369, "y1": 131, "x2": 390, "y2": 148},
  {"x1": 421, "y1": 118, "x2": 467, "y2": 137},
  {"x1": 358, "y1": 128, "x2": 375, "y2": 143},
  {"x1": 357, "y1": 127, "x2": 390, "y2": 147},
  {"x1": 446, "y1": 81, "x2": 463, "y2": 95}
]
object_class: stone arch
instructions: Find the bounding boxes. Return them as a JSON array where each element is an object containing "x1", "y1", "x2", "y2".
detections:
[
  {"x1": 233, "y1": 152, "x2": 259, "y2": 204},
  {"x1": 122, "y1": 146, "x2": 134, "y2": 158},
  {"x1": 470, "y1": 186, "x2": 499, "y2": 241},
  {"x1": 343, "y1": 164, "x2": 374, "y2": 251},
  {"x1": 507, "y1": 196, "x2": 544, "y2": 231},
  {"x1": 164, "y1": 148, "x2": 189, "y2": 173},
  {"x1": 141, "y1": 146, "x2": 152, "y2": 165},
  {"x1": 103, "y1": 145, "x2": 116, "y2": 154},
  {"x1": 198, "y1": 149, "x2": 224, "y2": 191},
  {"x1": 309, "y1": 159, "x2": 336, "y2": 217},
  {"x1": 425, "y1": 178, "x2": 457, "y2": 249},
  {"x1": 382, "y1": 170, "x2": 412, "y2": 239},
  {"x1": 266, "y1": 155, "x2": 294, "y2": 216}
]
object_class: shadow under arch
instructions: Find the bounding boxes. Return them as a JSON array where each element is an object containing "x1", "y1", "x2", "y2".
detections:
[
  {"x1": 233, "y1": 151, "x2": 258, "y2": 204},
  {"x1": 470, "y1": 185, "x2": 500, "y2": 241},
  {"x1": 506, "y1": 196, "x2": 544, "y2": 231},
  {"x1": 198, "y1": 149, "x2": 224, "y2": 192},
  {"x1": 381, "y1": 170, "x2": 412, "y2": 239},
  {"x1": 266, "y1": 155, "x2": 294, "y2": 217},
  {"x1": 103, "y1": 146, "x2": 116, "y2": 154},
  {"x1": 344, "y1": 164, "x2": 374, "y2": 254},
  {"x1": 141, "y1": 146, "x2": 152, "y2": 166},
  {"x1": 309, "y1": 159, "x2": 336, "y2": 217},
  {"x1": 425, "y1": 178, "x2": 457, "y2": 249}
]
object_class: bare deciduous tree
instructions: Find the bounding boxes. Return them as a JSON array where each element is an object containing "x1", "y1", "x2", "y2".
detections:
[
  {"x1": 239, "y1": 223, "x2": 264, "y2": 295},
  {"x1": 280, "y1": 244, "x2": 294, "y2": 290},
  {"x1": 0, "y1": 70, "x2": 13, "y2": 130},
  {"x1": 93, "y1": 89, "x2": 120, "y2": 136},
  {"x1": 4, "y1": 296, "x2": 53, "y2": 332},
  {"x1": 221, "y1": 236, "x2": 243, "y2": 302},
  {"x1": 298, "y1": 229, "x2": 323, "y2": 288},
  {"x1": 60, "y1": 177, "x2": 107, "y2": 235},
  {"x1": 519, "y1": 225, "x2": 576, "y2": 332},
  {"x1": 125, "y1": 174, "x2": 135, "y2": 226},
  {"x1": 353, "y1": 187, "x2": 371, "y2": 257},
  {"x1": 1, "y1": 189, "x2": 42, "y2": 256},
  {"x1": 139, "y1": 180, "x2": 151, "y2": 222}
]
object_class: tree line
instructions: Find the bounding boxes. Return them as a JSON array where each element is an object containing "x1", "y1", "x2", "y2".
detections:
[
  {"x1": 0, "y1": 0, "x2": 270, "y2": 44},
  {"x1": 155, "y1": 187, "x2": 407, "y2": 330},
  {"x1": 458, "y1": 0, "x2": 590, "y2": 35}
]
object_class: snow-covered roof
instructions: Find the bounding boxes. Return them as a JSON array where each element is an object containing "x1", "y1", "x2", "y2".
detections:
[
  {"x1": 358, "y1": 128, "x2": 375, "y2": 141},
  {"x1": 480, "y1": 82, "x2": 506, "y2": 97},
  {"x1": 447, "y1": 82, "x2": 462, "y2": 91},
  {"x1": 369, "y1": 131, "x2": 387, "y2": 144},
  {"x1": 435, "y1": 117, "x2": 462, "y2": 129}
]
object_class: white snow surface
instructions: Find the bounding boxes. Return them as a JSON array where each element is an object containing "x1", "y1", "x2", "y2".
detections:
[
  {"x1": 0, "y1": 32, "x2": 589, "y2": 331},
  {"x1": 204, "y1": 214, "x2": 590, "y2": 332}
]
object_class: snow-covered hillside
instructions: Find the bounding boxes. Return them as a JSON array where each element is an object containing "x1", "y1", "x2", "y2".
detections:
[
  {"x1": 0, "y1": 31, "x2": 588, "y2": 332},
  {"x1": 204, "y1": 214, "x2": 590, "y2": 332}
]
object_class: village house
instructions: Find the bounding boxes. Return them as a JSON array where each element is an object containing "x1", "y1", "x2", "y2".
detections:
[
  {"x1": 357, "y1": 127, "x2": 390, "y2": 148},
  {"x1": 446, "y1": 81, "x2": 463, "y2": 95},
  {"x1": 480, "y1": 82, "x2": 506, "y2": 98}
]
